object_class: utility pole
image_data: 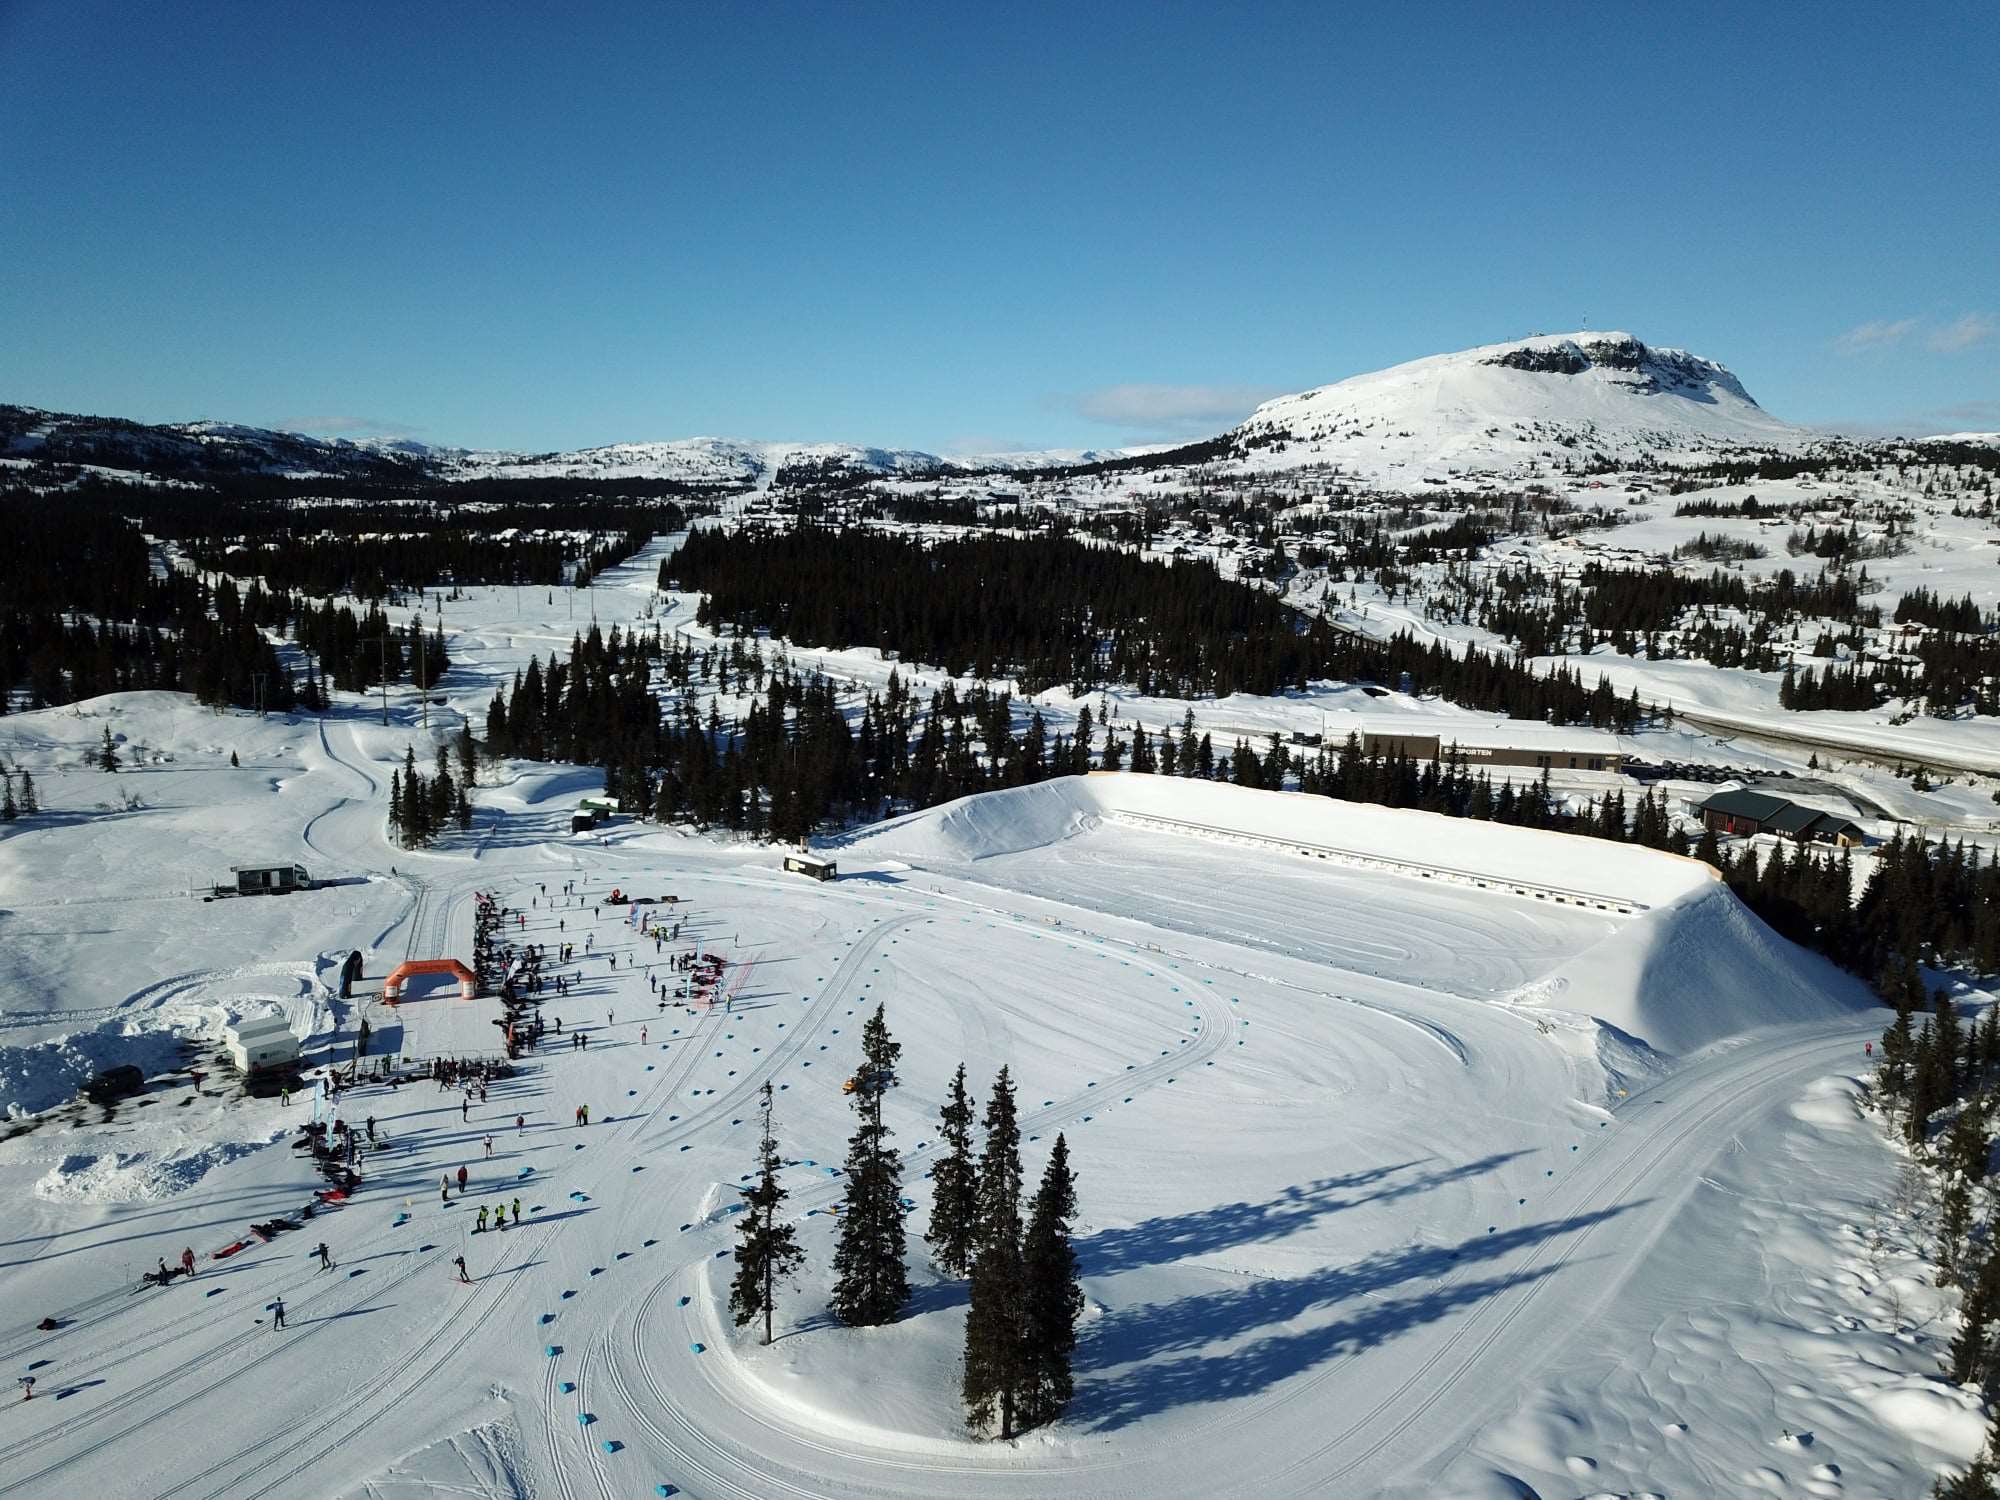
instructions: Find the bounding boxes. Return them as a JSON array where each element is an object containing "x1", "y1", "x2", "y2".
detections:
[{"x1": 417, "y1": 630, "x2": 428, "y2": 734}]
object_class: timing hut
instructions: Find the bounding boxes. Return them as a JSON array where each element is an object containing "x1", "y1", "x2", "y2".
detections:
[
  {"x1": 225, "y1": 1012, "x2": 300, "y2": 1074},
  {"x1": 784, "y1": 853, "x2": 837, "y2": 882},
  {"x1": 229, "y1": 863, "x2": 312, "y2": 895}
]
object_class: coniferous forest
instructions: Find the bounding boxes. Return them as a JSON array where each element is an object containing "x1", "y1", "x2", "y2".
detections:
[{"x1": 668, "y1": 524, "x2": 1652, "y2": 726}]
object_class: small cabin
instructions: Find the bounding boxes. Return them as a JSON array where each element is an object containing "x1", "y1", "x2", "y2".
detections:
[
  {"x1": 784, "y1": 854, "x2": 837, "y2": 882},
  {"x1": 225, "y1": 1013, "x2": 300, "y2": 1074},
  {"x1": 231, "y1": 863, "x2": 310, "y2": 895}
]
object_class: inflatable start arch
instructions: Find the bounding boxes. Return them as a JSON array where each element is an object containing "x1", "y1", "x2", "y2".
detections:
[{"x1": 383, "y1": 958, "x2": 477, "y2": 1004}]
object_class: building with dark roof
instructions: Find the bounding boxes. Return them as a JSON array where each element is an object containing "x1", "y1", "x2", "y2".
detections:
[{"x1": 1696, "y1": 789, "x2": 1865, "y2": 847}]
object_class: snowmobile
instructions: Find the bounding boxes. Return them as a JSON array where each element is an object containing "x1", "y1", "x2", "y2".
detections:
[{"x1": 842, "y1": 1067, "x2": 894, "y2": 1096}]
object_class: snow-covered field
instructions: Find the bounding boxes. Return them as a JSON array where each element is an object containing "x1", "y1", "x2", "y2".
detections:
[{"x1": 0, "y1": 540, "x2": 1980, "y2": 1499}]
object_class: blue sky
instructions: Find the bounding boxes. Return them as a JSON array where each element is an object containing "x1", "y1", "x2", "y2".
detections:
[{"x1": 2, "y1": 2, "x2": 1995, "y2": 452}]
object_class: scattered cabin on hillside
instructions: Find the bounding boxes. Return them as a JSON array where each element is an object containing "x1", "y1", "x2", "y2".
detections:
[
  {"x1": 1696, "y1": 789, "x2": 1866, "y2": 846},
  {"x1": 1332, "y1": 716, "x2": 1623, "y2": 774}
]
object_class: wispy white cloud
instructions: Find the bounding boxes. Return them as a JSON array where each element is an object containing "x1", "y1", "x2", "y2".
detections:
[
  {"x1": 939, "y1": 433, "x2": 1051, "y2": 458},
  {"x1": 1834, "y1": 313, "x2": 1996, "y2": 357},
  {"x1": 1833, "y1": 318, "x2": 1917, "y2": 354},
  {"x1": 279, "y1": 414, "x2": 424, "y2": 440},
  {"x1": 1928, "y1": 312, "x2": 1997, "y2": 354},
  {"x1": 1061, "y1": 383, "x2": 1284, "y2": 437}
]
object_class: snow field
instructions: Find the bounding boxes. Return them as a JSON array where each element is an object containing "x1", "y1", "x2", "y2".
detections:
[{"x1": 0, "y1": 530, "x2": 1969, "y2": 1498}]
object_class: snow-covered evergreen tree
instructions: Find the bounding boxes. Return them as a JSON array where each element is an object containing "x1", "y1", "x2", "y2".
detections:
[
  {"x1": 963, "y1": 1065, "x2": 1027, "y2": 1438},
  {"x1": 1020, "y1": 1132, "x2": 1082, "y2": 1429},
  {"x1": 731, "y1": 1082, "x2": 805, "y2": 1346},
  {"x1": 927, "y1": 1063, "x2": 979, "y2": 1277},
  {"x1": 831, "y1": 1004, "x2": 909, "y2": 1325}
]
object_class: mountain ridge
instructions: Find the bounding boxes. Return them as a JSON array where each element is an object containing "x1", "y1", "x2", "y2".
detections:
[{"x1": 9, "y1": 330, "x2": 1956, "y2": 493}]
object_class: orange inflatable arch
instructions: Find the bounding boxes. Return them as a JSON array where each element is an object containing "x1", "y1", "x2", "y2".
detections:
[{"x1": 383, "y1": 958, "x2": 477, "y2": 1004}]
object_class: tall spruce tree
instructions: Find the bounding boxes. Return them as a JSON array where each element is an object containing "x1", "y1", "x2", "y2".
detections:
[
  {"x1": 928, "y1": 1063, "x2": 980, "y2": 1277},
  {"x1": 963, "y1": 1065, "x2": 1028, "y2": 1438},
  {"x1": 98, "y1": 725, "x2": 118, "y2": 772},
  {"x1": 1020, "y1": 1133, "x2": 1082, "y2": 1430},
  {"x1": 831, "y1": 1004, "x2": 909, "y2": 1325},
  {"x1": 731, "y1": 1082, "x2": 805, "y2": 1346}
]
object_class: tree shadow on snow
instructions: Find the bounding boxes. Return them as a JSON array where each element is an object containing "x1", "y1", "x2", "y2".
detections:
[
  {"x1": 1074, "y1": 1203, "x2": 1640, "y2": 1432},
  {"x1": 1078, "y1": 1153, "x2": 1528, "y2": 1278}
]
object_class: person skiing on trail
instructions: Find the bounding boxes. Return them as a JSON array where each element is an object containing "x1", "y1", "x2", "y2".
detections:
[
  {"x1": 575, "y1": 1105, "x2": 584, "y2": 1127},
  {"x1": 516, "y1": 1113, "x2": 525, "y2": 1136},
  {"x1": 456, "y1": 1165, "x2": 468, "y2": 1193},
  {"x1": 18, "y1": 1375, "x2": 34, "y2": 1401},
  {"x1": 640, "y1": 1026, "x2": 647, "y2": 1045},
  {"x1": 316, "y1": 1241, "x2": 333, "y2": 1272},
  {"x1": 157, "y1": 1257, "x2": 170, "y2": 1283},
  {"x1": 181, "y1": 1247, "x2": 195, "y2": 1278},
  {"x1": 365, "y1": 1116, "x2": 376, "y2": 1143},
  {"x1": 511, "y1": 1198, "x2": 521, "y2": 1224},
  {"x1": 280, "y1": 1086, "x2": 291, "y2": 1107},
  {"x1": 454, "y1": 1255, "x2": 470, "y2": 1284},
  {"x1": 476, "y1": 1205, "x2": 489, "y2": 1232},
  {"x1": 270, "y1": 1297, "x2": 286, "y2": 1330},
  {"x1": 484, "y1": 1134, "x2": 494, "y2": 1158},
  {"x1": 460, "y1": 1096, "x2": 469, "y2": 1121}
]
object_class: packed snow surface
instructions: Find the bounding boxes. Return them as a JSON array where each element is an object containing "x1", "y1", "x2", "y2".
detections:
[{"x1": 0, "y1": 538, "x2": 1955, "y2": 1499}]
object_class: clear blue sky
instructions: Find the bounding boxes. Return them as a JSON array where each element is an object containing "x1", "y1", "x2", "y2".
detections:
[{"x1": 3, "y1": 1, "x2": 1995, "y2": 452}]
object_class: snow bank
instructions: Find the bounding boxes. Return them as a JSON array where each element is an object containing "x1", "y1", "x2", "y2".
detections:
[
  {"x1": 849, "y1": 773, "x2": 1715, "y2": 909},
  {"x1": 1512, "y1": 879, "x2": 1877, "y2": 1056},
  {"x1": 33, "y1": 1134, "x2": 281, "y2": 1202},
  {"x1": 846, "y1": 774, "x2": 1871, "y2": 1056}
]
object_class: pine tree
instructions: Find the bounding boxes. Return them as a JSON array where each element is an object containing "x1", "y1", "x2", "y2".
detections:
[
  {"x1": 1952, "y1": 1248, "x2": 2000, "y2": 1383},
  {"x1": 730, "y1": 1082, "x2": 805, "y2": 1346},
  {"x1": 98, "y1": 725, "x2": 118, "y2": 772},
  {"x1": 1942, "y1": 1175, "x2": 1974, "y2": 1285},
  {"x1": 928, "y1": 1063, "x2": 979, "y2": 1277},
  {"x1": 1019, "y1": 1133, "x2": 1082, "y2": 1430},
  {"x1": 1, "y1": 777, "x2": 15, "y2": 822},
  {"x1": 831, "y1": 1004, "x2": 909, "y2": 1325},
  {"x1": 1881, "y1": 1004, "x2": 1918, "y2": 1100},
  {"x1": 229, "y1": 749, "x2": 239, "y2": 767},
  {"x1": 388, "y1": 769, "x2": 404, "y2": 840},
  {"x1": 963, "y1": 1065, "x2": 1027, "y2": 1438},
  {"x1": 17, "y1": 770, "x2": 34, "y2": 815}
]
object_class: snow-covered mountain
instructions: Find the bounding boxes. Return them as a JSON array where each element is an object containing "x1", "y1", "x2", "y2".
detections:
[
  {"x1": 1226, "y1": 331, "x2": 1806, "y2": 486},
  {"x1": 5, "y1": 331, "x2": 1835, "y2": 495}
]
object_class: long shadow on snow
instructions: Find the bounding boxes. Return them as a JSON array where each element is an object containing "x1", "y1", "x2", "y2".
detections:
[
  {"x1": 1078, "y1": 1153, "x2": 1527, "y2": 1279},
  {"x1": 1074, "y1": 1203, "x2": 1640, "y2": 1432}
]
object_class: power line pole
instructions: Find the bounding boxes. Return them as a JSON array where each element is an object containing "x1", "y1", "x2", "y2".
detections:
[{"x1": 417, "y1": 630, "x2": 428, "y2": 734}]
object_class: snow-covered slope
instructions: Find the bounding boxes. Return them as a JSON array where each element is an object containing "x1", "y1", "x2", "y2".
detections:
[{"x1": 1228, "y1": 331, "x2": 1804, "y2": 485}]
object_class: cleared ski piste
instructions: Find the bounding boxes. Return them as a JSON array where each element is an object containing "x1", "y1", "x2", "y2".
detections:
[{"x1": 0, "y1": 591, "x2": 1983, "y2": 1496}]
